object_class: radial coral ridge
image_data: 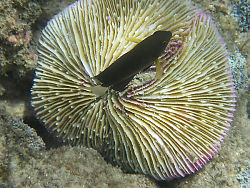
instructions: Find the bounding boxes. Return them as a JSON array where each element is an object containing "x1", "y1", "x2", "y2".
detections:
[{"x1": 31, "y1": 0, "x2": 236, "y2": 181}]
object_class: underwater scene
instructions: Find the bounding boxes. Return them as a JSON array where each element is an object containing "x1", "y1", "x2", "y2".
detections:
[{"x1": 0, "y1": 0, "x2": 248, "y2": 187}]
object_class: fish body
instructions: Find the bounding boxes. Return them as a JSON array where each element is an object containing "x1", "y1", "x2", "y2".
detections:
[{"x1": 94, "y1": 31, "x2": 172, "y2": 91}]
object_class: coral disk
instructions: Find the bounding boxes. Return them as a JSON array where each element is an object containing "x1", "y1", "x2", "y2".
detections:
[{"x1": 31, "y1": 0, "x2": 236, "y2": 180}]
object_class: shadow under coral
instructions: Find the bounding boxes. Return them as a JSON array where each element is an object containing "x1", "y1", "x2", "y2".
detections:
[{"x1": 0, "y1": 67, "x2": 63, "y2": 149}]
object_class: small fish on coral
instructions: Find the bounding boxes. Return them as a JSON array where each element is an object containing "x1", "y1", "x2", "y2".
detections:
[
  {"x1": 31, "y1": 0, "x2": 236, "y2": 180},
  {"x1": 94, "y1": 30, "x2": 172, "y2": 91}
]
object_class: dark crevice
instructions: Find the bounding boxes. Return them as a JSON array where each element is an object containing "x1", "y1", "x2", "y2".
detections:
[{"x1": 0, "y1": 69, "x2": 63, "y2": 149}]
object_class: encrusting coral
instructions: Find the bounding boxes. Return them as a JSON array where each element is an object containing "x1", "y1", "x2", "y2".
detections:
[
  {"x1": 31, "y1": 0, "x2": 236, "y2": 180},
  {"x1": 0, "y1": 0, "x2": 41, "y2": 76}
]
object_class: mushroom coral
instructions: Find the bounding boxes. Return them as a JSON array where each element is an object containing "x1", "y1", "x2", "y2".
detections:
[{"x1": 31, "y1": 0, "x2": 236, "y2": 180}]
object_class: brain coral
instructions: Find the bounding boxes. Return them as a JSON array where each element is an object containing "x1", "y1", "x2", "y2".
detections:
[{"x1": 31, "y1": 0, "x2": 236, "y2": 180}]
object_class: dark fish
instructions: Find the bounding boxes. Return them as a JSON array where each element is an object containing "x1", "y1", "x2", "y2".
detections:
[{"x1": 94, "y1": 30, "x2": 172, "y2": 91}]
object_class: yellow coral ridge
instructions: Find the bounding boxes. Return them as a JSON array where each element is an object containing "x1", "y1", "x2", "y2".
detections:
[{"x1": 31, "y1": 0, "x2": 236, "y2": 180}]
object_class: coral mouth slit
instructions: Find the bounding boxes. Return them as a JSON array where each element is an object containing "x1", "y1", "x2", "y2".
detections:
[{"x1": 94, "y1": 31, "x2": 172, "y2": 91}]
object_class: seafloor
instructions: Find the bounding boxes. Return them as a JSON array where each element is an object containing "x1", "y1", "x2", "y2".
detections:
[{"x1": 0, "y1": 0, "x2": 248, "y2": 187}]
